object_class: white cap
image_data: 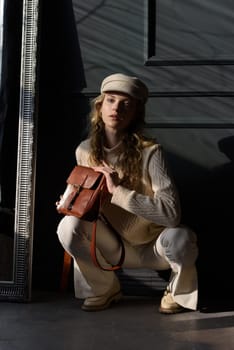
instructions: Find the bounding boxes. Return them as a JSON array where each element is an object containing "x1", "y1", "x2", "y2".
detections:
[{"x1": 100, "y1": 73, "x2": 148, "y2": 103}]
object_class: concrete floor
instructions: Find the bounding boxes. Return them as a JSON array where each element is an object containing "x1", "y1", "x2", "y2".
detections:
[{"x1": 1, "y1": 290, "x2": 234, "y2": 350}]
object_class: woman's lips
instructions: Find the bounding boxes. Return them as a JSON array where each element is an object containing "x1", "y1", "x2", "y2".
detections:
[{"x1": 110, "y1": 114, "x2": 123, "y2": 121}]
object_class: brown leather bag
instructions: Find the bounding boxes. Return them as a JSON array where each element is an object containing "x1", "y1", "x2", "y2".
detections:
[
  {"x1": 57, "y1": 165, "x2": 125, "y2": 291},
  {"x1": 56, "y1": 165, "x2": 106, "y2": 221}
]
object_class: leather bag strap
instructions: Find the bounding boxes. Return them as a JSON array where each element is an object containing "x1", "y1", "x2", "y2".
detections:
[
  {"x1": 60, "y1": 181, "x2": 124, "y2": 293},
  {"x1": 89, "y1": 187, "x2": 125, "y2": 271}
]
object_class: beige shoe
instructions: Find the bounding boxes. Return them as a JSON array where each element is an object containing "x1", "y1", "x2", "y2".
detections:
[
  {"x1": 81, "y1": 289, "x2": 122, "y2": 311},
  {"x1": 159, "y1": 290, "x2": 185, "y2": 314}
]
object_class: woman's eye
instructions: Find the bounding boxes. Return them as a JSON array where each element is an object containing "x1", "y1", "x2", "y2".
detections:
[{"x1": 123, "y1": 102, "x2": 131, "y2": 109}]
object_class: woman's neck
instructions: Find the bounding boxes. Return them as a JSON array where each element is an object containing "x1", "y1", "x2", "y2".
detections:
[{"x1": 104, "y1": 129, "x2": 124, "y2": 149}]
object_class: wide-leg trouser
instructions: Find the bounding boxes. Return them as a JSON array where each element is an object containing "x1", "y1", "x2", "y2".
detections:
[{"x1": 57, "y1": 215, "x2": 198, "y2": 310}]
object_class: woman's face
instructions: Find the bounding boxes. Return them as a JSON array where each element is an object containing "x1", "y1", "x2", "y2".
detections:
[{"x1": 100, "y1": 93, "x2": 137, "y2": 133}]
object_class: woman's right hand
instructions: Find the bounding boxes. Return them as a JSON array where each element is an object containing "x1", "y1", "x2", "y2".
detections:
[{"x1": 92, "y1": 161, "x2": 120, "y2": 194}]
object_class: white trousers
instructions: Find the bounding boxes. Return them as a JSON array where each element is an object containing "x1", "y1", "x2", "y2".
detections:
[{"x1": 57, "y1": 216, "x2": 198, "y2": 310}]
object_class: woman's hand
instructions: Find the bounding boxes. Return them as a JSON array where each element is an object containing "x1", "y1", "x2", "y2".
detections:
[{"x1": 92, "y1": 161, "x2": 120, "y2": 194}]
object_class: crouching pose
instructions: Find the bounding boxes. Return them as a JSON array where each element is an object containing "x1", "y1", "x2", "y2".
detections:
[{"x1": 57, "y1": 73, "x2": 198, "y2": 314}]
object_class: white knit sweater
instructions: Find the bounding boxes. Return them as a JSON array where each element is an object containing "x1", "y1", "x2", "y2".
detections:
[{"x1": 75, "y1": 139, "x2": 181, "y2": 246}]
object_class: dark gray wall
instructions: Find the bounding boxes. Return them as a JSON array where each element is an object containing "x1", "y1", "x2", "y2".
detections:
[{"x1": 33, "y1": 0, "x2": 234, "y2": 308}]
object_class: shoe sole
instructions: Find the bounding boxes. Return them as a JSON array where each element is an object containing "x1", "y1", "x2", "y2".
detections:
[
  {"x1": 159, "y1": 305, "x2": 186, "y2": 314},
  {"x1": 81, "y1": 291, "x2": 122, "y2": 312}
]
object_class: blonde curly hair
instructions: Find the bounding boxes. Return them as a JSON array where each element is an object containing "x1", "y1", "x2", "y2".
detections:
[{"x1": 88, "y1": 93, "x2": 156, "y2": 188}]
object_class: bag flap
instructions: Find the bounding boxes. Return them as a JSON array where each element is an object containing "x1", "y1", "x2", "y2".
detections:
[{"x1": 67, "y1": 165, "x2": 103, "y2": 189}]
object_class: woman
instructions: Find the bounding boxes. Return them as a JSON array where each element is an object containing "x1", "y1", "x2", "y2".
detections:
[{"x1": 57, "y1": 73, "x2": 198, "y2": 313}]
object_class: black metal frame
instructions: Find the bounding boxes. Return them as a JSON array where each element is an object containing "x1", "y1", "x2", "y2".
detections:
[{"x1": 0, "y1": 0, "x2": 40, "y2": 301}]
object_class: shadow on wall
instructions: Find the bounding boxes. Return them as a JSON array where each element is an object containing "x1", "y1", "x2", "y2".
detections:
[
  {"x1": 33, "y1": 0, "x2": 90, "y2": 289},
  {"x1": 0, "y1": 0, "x2": 23, "y2": 283},
  {"x1": 167, "y1": 135, "x2": 234, "y2": 310}
]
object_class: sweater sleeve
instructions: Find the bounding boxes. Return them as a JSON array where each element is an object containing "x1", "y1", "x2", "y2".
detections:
[
  {"x1": 75, "y1": 139, "x2": 91, "y2": 165},
  {"x1": 111, "y1": 146, "x2": 181, "y2": 227}
]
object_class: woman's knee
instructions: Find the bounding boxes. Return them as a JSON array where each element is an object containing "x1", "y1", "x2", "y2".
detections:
[
  {"x1": 159, "y1": 226, "x2": 198, "y2": 266},
  {"x1": 56, "y1": 216, "x2": 82, "y2": 252}
]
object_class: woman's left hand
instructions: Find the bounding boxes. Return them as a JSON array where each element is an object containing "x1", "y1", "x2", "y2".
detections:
[{"x1": 92, "y1": 161, "x2": 120, "y2": 194}]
